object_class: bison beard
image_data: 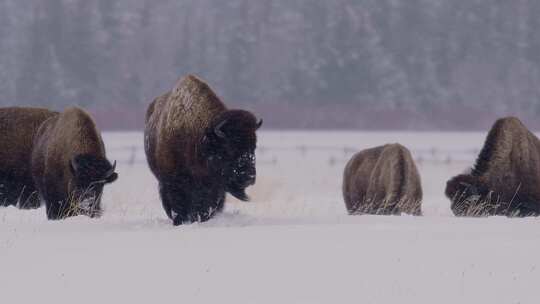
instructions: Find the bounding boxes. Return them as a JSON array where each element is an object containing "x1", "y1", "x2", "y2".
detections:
[
  {"x1": 342, "y1": 144, "x2": 423, "y2": 216},
  {"x1": 145, "y1": 74, "x2": 261, "y2": 225},
  {"x1": 31, "y1": 107, "x2": 118, "y2": 220},
  {"x1": 445, "y1": 117, "x2": 540, "y2": 217}
]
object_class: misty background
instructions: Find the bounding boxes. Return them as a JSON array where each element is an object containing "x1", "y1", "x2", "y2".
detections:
[{"x1": 0, "y1": 0, "x2": 539, "y2": 130}]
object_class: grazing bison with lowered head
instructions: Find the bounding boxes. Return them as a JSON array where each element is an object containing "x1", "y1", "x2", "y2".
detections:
[
  {"x1": 446, "y1": 117, "x2": 540, "y2": 217},
  {"x1": 145, "y1": 74, "x2": 262, "y2": 225},
  {"x1": 0, "y1": 107, "x2": 59, "y2": 209},
  {"x1": 31, "y1": 107, "x2": 118, "y2": 219},
  {"x1": 343, "y1": 143, "x2": 423, "y2": 215}
]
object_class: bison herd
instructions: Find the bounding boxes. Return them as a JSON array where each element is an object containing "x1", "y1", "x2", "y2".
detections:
[{"x1": 1, "y1": 74, "x2": 539, "y2": 225}]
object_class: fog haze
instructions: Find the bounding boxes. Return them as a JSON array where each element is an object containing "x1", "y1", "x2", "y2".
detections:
[{"x1": 1, "y1": 0, "x2": 539, "y2": 130}]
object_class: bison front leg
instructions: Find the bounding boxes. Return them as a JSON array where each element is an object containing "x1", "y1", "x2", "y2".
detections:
[
  {"x1": 172, "y1": 195, "x2": 225, "y2": 225},
  {"x1": 159, "y1": 182, "x2": 191, "y2": 225},
  {"x1": 159, "y1": 180, "x2": 226, "y2": 225},
  {"x1": 188, "y1": 191, "x2": 226, "y2": 223},
  {"x1": 509, "y1": 199, "x2": 540, "y2": 217},
  {"x1": 44, "y1": 192, "x2": 70, "y2": 220}
]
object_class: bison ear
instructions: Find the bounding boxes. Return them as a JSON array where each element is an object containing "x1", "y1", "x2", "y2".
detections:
[{"x1": 214, "y1": 118, "x2": 228, "y2": 139}]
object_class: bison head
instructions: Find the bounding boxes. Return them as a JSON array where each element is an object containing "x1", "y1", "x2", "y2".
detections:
[
  {"x1": 446, "y1": 174, "x2": 493, "y2": 216},
  {"x1": 69, "y1": 154, "x2": 118, "y2": 215},
  {"x1": 201, "y1": 110, "x2": 262, "y2": 201}
]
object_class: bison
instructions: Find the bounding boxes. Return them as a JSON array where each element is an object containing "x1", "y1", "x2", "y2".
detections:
[
  {"x1": 31, "y1": 107, "x2": 118, "y2": 219},
  {"x1": 342, "y1": 143, "x2": 423, "y2": 215},
  {"x1": 0, "y1": 107, "x2": 59, "y2": 209},
  {"x1": 446, "y1": 117, "x2": 540, "y2": 217},
  {"x1": 145, "y1": 74, "x2": 262, "y2": 225}
]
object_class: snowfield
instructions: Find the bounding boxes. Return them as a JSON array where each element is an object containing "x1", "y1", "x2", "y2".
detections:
[{"x1": 1, "y1": 131, "x2": 540, "y2": 304}]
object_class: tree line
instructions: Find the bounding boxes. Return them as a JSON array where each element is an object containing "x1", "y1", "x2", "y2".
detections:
[{"x1": 1, "y1": 0, "x2": 539, "y2": 129}]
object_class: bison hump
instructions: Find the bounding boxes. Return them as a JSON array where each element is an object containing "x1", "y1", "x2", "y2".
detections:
[{"x1": 161, "y1": 75, "x2": 226, "y2": 136}]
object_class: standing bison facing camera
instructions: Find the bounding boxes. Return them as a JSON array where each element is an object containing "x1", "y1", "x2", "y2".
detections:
[
  {"x1": 145, "y1": 75, "x2": 262, "y2": 225},
  {"x1": 343, "y1": 144, "x2": 423, "y2": 215},
  {"x1": 31, "y1": 107, "x2": 118, "y2": 219},
  {"x1": 0, "y1": 107, "x2": 59, "y2": 208},
  {"x1": 446, "y1": 117, "x2": 540, "y2": 217}
]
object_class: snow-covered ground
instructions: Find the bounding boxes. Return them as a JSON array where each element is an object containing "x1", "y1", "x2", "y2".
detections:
[{"x1": 2, "y1": 131, "x2": 539, "y2": 304}]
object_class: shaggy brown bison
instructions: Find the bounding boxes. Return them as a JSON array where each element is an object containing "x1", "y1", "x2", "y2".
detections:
[
  {"x1": 446, "y1": 117, "x2": 540, "y2": 217},
  {"x1": 145, "y1": 74, "x2": 262, "y2": 225},
  {"x1": 343, "y1": 143, "x2": 423, "y2": 215},
  {"x1": 0, "y1": 107, "x2": 59, "y2": 208},
  {"x1": 31, "y1": 107, "x2": 118, "y2": 219}
]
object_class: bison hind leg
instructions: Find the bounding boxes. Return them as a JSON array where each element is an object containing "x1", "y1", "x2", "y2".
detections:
[
  {"x1": 377, "y1": 202, "x2": 402, "y2": 216},
  {"x1": 17, "y1": 187, "x2": 41, "y2": 209},
  {"x1": 395, "y1": 198, "x2": 423, "y2": 216},
  {"x1": 410, "y1": 203, "x2": 423, "y2": 216},
  {"x1": 0, "y1": 179, "x2": 40, "y2": 209},
  {"x1": 158, "y1": 182, "x2": 173, "y2": 219},
  {"x1": 0, "y1": 181, "x2": 19, "y2": 207}
]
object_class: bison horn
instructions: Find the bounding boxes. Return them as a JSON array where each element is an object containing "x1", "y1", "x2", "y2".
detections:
[
  {"x1": 256, "y1": 119, "x2": 263, "y2": 129},
  {"x1": 70, "y1": 158, "x2": 79, "y2": 174},
  {"x1": 215, "y1": 119, "x2": 228, "y2": 138},
  {"x1": 105, "y1": 161, "x2": 117, "y2": 178}
]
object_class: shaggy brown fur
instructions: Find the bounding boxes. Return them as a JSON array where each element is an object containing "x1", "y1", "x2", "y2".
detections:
[
  {"x1": 31, "y1": 107, "x2": 118, "y2": 219},
  {"x1": 0, "y1": 107, "x2": 59, "y2": 208},
  {"x1": 446, "y1": 117, "x2": 540, "y2": 217},
  {"x1": 145, "y1": 74, "x2": 262, "y2": 225},
  {"x1": 343, "y1": 144, "x2": 423, "y2": 215}
]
